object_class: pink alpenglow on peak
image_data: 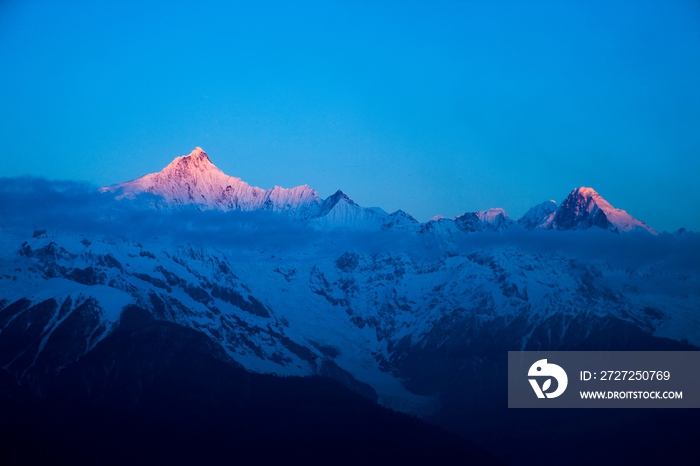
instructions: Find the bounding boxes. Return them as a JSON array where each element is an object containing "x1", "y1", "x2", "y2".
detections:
[
  {"x1": 476, "y1": 208, "x2": 509, "y2": 225},
  {"x1": 99, "y1": 147, "x2": 394, "y2": 230},
  {"x1": 100, "y1": 147, "x2": 324, "y2": 218},
  {"x1": 99, "y1": 148, "x2": 660, "y2": 235},
  {"x1": 476, "y1": 208, "x2": 513, "y2": 230},
  {"x1": 542, "y1": 187, "x2": 657, "y2": 234}
]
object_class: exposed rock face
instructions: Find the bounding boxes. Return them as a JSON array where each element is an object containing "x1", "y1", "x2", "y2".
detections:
[{"x1": 541, "y1": 187, "x2": 656, "y2": 234}]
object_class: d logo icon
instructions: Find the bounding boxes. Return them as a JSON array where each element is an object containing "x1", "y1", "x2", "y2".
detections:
[{"x1": 528, "y1": 359, "x2": 568, "y2": 399}]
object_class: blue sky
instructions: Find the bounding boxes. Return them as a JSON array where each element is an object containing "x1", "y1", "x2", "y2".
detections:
[{"x1": 1, "y1": 0, "x2": 698, "y2": 231}]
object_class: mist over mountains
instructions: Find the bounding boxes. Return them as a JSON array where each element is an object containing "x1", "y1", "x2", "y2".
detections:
[
  {"x1": 1, "y1": 148, "x2": 698, "y2": 465},
  {"x1": 0, "y1": 148, "x2": 695, "y2": 277}
]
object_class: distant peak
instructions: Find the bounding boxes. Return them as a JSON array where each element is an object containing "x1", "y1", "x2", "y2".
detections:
[
  {"x1": 476, "y1": 208, "x2": 510, "y2": 224},
  {"x1": 452, "y1": 208, "x2": 513, "y2": 232},
  {"x1": 478, "y1": 207, "x2": 508, "y2": 216}
]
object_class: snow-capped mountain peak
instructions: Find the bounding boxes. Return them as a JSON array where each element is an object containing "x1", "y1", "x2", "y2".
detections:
[
  {"x1": 100, "y1": 148, "x2": 396, "y2": 228},
  {"x1": 101, "y1": 148, "x2": 323, "y2": 216},
  {"x1": 100, "y1": 149, "x2": 659, "y2": 236},
  {"x1": 542, "y1": 187, "x2": 657, "y2": 234},
  {"x1": 151, "y1": 147, "x2": 236, "y2": 190}
]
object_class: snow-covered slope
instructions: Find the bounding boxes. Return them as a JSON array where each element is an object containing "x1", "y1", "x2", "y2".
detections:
[
  {"x1": 542, "y1": 187, "x2": 657, "y2": 234},
  {"x1": 5, "y1": 147, "x2": 688, "y2": 422},
  {"x1": 517, "y1": 200, "x2": 557, "y2": 230},
  {"x1": 2, "y1": 218, "x2": 695, "y2": 416}
]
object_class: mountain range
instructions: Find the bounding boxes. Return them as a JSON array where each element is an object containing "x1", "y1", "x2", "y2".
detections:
[
  {"x1": 1, "y1": 147, "x2": 696, "y2": 465},
  {"x1": 101, "y1": 147, "x2": 657, "y2": 234}
]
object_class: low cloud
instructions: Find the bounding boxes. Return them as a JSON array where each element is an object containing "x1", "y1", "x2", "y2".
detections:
[
  {"x1": 453, "y1": 226, "x2": 699, "y2": 272},
  {"x1": 0, "y1": 177, "x2": 320, "y2": 252},
  {"x1": 1, "y1": 177, "x2": 698, "y2": 281}
]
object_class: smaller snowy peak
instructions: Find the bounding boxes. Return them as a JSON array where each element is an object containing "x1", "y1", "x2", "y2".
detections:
[
  {"x1": 517, "y1": 200, "x2": 557, "y2": 230},
  {"x1": 544, "y1": 187, "x2": 656, "y2": 234},
  {"x1": 476, "y1": 208, "x2": 512, "y2": 227},
  {"x1": 453, "y1": 208, "x2": 513, "y2": 233},
  {"x1": 312, "y1": 190, "x2": 388, "y2": 231},
  {"x1": 479, "y1": 208, "x2": 514, "y2": 231},
  {"x1": 452, "y1": 213, "x2": 480, "y2": 233},
  {"x1": 388, "y1": 210, "x2": 417, "y2": 222},
  {"x1": 418, "y1": 215, "x2": 461, "y2": 237},
  {"x1": 329, "y1": 189, "x2": 358, "y2": 207},
  {"x1": 382, "y1": 210, "x2": 419, "y2": 231},
  {"x1": 316, "y1": 190, "x2": 358, "y2": 217}
]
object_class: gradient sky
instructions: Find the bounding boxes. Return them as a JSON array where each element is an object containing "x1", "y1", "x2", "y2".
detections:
[{"x1": 1, "y1": 0, "x2": 699, "y2": 231}]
